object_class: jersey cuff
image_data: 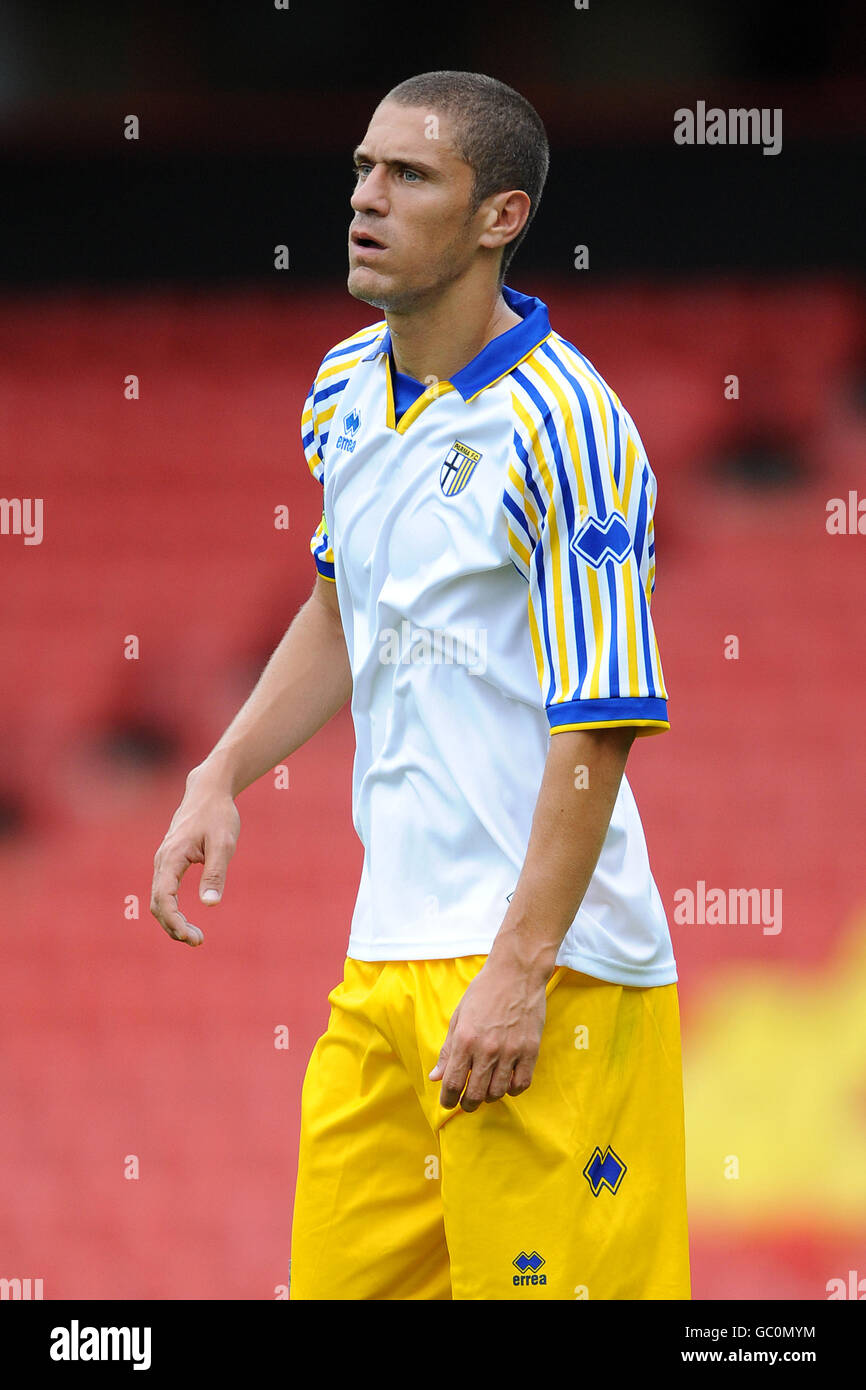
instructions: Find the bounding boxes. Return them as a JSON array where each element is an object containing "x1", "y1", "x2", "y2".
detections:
[
  {"x1": 313, "y1": 555, "x2": 336, "y2": 580},
  {"x1": 546, "y1": 696, "x2": 669, "y2": 734}
]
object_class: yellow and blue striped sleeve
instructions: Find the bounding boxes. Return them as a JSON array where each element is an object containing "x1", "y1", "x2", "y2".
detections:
[
  {"x1": 301, "y1": 323, "x2": 389, "y2": 583},
  {"x1": 506, "y1": 343, "x2": 669, "y2": 737},
  {"x1": 301, "y1": 371, "x2": 335, "y2": 582}
]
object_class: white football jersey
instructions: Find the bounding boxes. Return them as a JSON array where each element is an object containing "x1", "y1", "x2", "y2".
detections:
[{"x1": 301, "y1": 285, "x2": 676, "y2": 985}]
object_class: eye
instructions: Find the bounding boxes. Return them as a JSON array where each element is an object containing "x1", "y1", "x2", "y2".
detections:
[{"x1": 352, "y1": 162, "x2": 421, "y2": 183}]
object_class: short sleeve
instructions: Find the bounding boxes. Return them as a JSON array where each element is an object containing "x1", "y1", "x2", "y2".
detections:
[
  {"x1": 301, "y1": 374, "x2": 335, "y2": 582},
  {"x1": 507, "y1": 383, "x2": 669, "y2": 737}
]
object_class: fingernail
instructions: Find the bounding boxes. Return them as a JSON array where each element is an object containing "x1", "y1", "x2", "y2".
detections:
[{"x1": 202, "y1": 889, "x2": 220, "y2": 903}]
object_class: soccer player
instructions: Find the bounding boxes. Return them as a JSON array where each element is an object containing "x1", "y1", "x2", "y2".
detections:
[{"x1": 150, "y1": 70, "x2": 690, "y2": 1301}]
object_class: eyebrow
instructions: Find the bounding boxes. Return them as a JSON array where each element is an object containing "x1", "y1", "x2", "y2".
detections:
[{"x1": 352, "y1": 146, "x2": 440, "y2": 178}]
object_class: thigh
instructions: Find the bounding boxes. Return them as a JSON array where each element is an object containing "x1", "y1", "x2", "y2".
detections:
[
  {"x1": 290, "y1": 959, "x2": 452, "y2": 1301},
  {"x1": 435, "y1": 969, "x2": 691, "y2": 1301}
]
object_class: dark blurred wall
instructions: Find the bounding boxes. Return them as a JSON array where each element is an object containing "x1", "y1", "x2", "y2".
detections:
[{"x1": 0, "y1": 0, "x2": 863, "y2": 284}]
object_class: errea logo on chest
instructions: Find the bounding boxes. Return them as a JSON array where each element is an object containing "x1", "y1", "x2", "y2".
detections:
[
  {"x1": 440, "y1": 440, "x2": 482, "y2": 496},
  {"x1": 336, "y1": 409, "x2": 361, "y2": 452}
]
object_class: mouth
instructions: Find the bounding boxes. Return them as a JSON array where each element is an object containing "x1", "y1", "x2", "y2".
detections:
[{"x1": 350, "y1": 229, "x2": 388, "y2": 253}]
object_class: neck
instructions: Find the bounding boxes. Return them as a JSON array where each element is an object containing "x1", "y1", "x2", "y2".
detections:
[{"x1": 387, "y1": 275, "x2": 522, "y2": 385}]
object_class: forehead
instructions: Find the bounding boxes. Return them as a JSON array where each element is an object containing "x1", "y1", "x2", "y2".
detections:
[{"x1": 355, "y1": 99, "x2": 468, "y2": 172}]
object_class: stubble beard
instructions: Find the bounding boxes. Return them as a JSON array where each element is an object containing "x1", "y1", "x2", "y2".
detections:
[{"x1": 347, "y1": 227, "x2": 474, "y2": 315}]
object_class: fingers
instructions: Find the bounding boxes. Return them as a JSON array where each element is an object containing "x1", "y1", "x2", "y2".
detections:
[
  {"x1": 150, "y1": 808, "x2": 238, "y2": 947},
  {"x1": 506, "y1": 1061, "x2": 533, "y2": 1097},
  {"x1": 150, "y1": 878, "x2": 204, "y2": 945},
  {"x1": 454, "y1": 1059, "x2": 495, "y2": 1113},
  {"x1": 485, "y1": 1059, "x2": 519, "y2": 1103},
  {"x1": 434, "y1": 1041, "x2": 536, "y2": 1111},
  {"x1": 150, "y1": 851, "x2": 204, "y2": 947},
  {"x1": 429, "y1": 975, "x2": 544, "y2": 1111},
  {"x1": 436, "y1": 1048, "x2": 531, "y2": 1111},
  {"x1": 457, "y1": 1057, "x2": 523, "y2": 1112}
]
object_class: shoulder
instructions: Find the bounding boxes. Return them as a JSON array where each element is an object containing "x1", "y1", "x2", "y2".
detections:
[
  {"x1": 509, "y1": 331, "x2": 651, "y2": 488},
  {"x1": 307, "y1": 318, "x2": 387, "y2": 400},
  {"x1": 302, "y1": 318, "x2": 387, "y2": 476},
  {"x1": 510, "y1": 332, "x2": 620, "y2": 433}
]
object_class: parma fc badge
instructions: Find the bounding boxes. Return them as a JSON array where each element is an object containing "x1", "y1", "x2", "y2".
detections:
[{"x1": 440, "y1": 440, "x2": 481, "y2": 496}]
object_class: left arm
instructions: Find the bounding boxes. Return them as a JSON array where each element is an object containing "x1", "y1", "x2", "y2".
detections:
[{"x1": 430, "y1": 725, "x2": 636, "y2": 1111}]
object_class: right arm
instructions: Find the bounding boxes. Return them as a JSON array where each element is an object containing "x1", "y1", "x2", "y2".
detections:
[{"x1": 150, "y1": 574, "x2": 350, "y2": 946}]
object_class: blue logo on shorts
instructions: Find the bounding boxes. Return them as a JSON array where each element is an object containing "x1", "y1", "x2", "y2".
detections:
[
  {"x1": 513, "y1": 1251, "x2": 544, "y2": 1274},
  {"x1": 512, "y1": 1251, "x2": 547, "y2": 1286},
  {"x1": 583, "y1": 1145, "x2": 627, "y2": 1195}
]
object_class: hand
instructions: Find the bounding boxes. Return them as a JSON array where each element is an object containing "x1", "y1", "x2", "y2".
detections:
[
  {"x1": 429, "y1": 951, "x2": 550, "y2": 1112},
  {"x1": 150, "y1": 765, "x2": 240, "y2": 946}
]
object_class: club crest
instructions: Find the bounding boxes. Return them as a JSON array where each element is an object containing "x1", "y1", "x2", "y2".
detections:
[{"x1": 440, "y1": 440, "x2": 481, "y2": 496}]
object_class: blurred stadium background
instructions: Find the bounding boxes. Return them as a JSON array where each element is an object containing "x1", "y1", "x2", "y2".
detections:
[{"x1": 1, "y1": 0, "x2": 865, "y2": 1300}]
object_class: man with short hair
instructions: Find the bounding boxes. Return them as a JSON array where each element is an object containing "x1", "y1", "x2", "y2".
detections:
[{"x1": 151, "y1": 70, "x2": 689, "y2": 1301}]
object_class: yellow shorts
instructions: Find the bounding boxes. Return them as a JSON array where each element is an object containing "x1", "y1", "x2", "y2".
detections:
[{"x1": 290, "y1": 955, "x2": 690, "y2": 1300}]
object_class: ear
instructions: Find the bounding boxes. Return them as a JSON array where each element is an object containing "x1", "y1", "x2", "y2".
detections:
[{"x1": 477, "y1": 189, "x2": 532, "y2": 252}]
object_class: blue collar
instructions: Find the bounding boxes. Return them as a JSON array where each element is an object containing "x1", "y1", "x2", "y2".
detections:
[{"x1": 360, "y1": 285, "x2": 551, "y2": 401}]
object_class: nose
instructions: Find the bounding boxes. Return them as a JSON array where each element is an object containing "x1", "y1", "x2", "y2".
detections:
[{"x1": 350, "y1": 163, "x2": 389, "y2": 214}]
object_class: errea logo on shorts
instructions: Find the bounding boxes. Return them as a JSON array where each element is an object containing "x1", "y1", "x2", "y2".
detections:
[
  {"x1": 583, "y1": 1145, "x2": 627, "y2": 1195},
  {"x1": 512, "y1": 1251, "x2": 547, "y2": 1287}
]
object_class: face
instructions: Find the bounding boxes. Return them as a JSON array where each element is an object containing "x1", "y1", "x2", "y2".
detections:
[{"x1": 347, "y1": 100, "x2": 488, "y2": 312}]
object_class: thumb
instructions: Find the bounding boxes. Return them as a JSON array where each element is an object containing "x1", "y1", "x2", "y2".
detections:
[
  {"x1": 430, "y1": 1003, "x2": 461, "y2": 1080},
  {"x1": 199, "y1": 849, "x2": 229, "y2": 904},
  {"x1": 429, "y1": 1037, "x2": 450, "y2": 1081},
  {"x1": 198, "y1": 822, "x2": 234, "y2": 900}
]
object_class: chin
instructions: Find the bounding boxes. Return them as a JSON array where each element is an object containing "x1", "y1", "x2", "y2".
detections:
[{"x1": 347, "y1": 266, "x2": 393, "y2": 310}]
